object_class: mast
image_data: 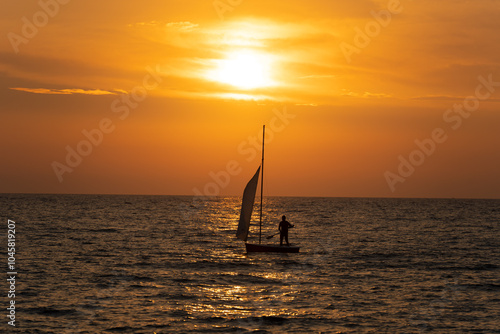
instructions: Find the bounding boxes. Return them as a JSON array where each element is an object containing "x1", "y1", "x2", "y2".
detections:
[{"x1": 259, "y1": 125, "x2": 265, "y2": 244}]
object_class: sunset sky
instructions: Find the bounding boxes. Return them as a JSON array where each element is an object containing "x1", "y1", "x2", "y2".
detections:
[{"x1": 1, "y1": 0, "x2": 499, "y2": 198}]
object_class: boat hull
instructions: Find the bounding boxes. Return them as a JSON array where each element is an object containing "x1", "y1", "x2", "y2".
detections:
[{"x1": 245, "y1": 243, "x2": 300, "y2": 253}]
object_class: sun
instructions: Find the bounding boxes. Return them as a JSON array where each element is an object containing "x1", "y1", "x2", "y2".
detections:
[{"x1": 209, "y1": 50, "x2": 274, "y2": 90}]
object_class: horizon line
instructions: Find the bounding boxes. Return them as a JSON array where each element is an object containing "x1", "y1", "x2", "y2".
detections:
[{"x1": 1, "y1": 192, "x2": 499, "y2": 201}]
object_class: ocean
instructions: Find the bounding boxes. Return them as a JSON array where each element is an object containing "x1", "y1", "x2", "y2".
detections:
[{"x1": 2, "y1": 194, "x2": 500, "y2": 333}]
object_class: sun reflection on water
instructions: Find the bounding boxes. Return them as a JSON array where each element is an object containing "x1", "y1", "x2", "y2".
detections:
[{"x1": 181, "y1": 276, "x2": 302, "y2": 325}]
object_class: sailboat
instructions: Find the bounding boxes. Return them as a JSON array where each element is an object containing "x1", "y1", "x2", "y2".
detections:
[{"x1": 236, "y1": 125, "x2": 300, "y2": 253}]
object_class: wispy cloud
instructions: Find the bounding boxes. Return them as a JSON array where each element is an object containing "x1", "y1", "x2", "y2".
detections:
[
  {"x1": 129, "y1": 20, "x2": 200, "y2": 32},
  {"x1": 300, "y1": 74, "x2": 337, "y2": 79},
  {"x1": 10, "y1": 88, "x2": 121, "y2": 95},
  {"x1": 340, "y1": 89, "x2": 392, "y2": 99},
  {"x1": 412, "y1": 95, "x2": 500, "y2": 102},
  {"x1": 166, "y1": 21, "x2": 199, "y2": 32}
]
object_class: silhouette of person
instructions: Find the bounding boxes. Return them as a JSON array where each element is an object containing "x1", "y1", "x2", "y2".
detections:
[{"x1": 279, "y1": 215, "x2": 294, "y2": 246}]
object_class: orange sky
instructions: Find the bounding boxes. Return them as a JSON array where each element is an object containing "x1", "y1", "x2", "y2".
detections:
[{"x1": 1, "y1": 0, "x2": 499, "y2": 198}]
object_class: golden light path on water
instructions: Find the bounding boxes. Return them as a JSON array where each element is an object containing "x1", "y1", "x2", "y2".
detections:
[{"x1": 185, "y1": 283, "x2": 299, "y2": 317}]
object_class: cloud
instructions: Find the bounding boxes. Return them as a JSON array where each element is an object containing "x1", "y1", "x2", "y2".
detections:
[
  {"x1": 340, "y1": 89, "x2": 392, "y2": 99},
  {"x1": 130, "y1": 20, "x2": 199, "y2": 32},
  {"x1": 10, "y1": 88, "x2": 120, "y2": 95},
  {"x1": 411, "y1": 95, "x2": 463, "y2": 101},
  {"x1": 412, "y1": 95, "x2": 500, "y2": 102},
  {"x1": 300, "y1": 74, "x2": 337, "y2": 79},
  {"x1": 166, "y1": 21, "x2": 199, "y2": 32},
  {"x1": 4, "y1": 1, "x2": 498, "y2": 105},
  {"x1": 0, "y1": 52, "x2": 139, "y2": 92}
]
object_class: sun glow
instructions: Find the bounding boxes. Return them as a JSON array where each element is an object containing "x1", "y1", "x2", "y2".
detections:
[{"x1": 209, "y1": 50, "x2": 274, "y2": 90}]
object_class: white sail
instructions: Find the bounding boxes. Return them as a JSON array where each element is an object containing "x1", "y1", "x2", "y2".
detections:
[{"x1": 236, "y1": 166, "x2": 261, "y2": 241}]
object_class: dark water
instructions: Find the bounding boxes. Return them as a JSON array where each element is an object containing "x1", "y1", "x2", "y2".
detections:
[{"x1": 1, "y1": 194, "x2": 500, "y2": 333}]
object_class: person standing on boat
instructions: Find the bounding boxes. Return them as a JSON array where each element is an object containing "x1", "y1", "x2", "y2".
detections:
[{"x1": 279, "y1": 215, "x2": 294, "y2": 246}]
